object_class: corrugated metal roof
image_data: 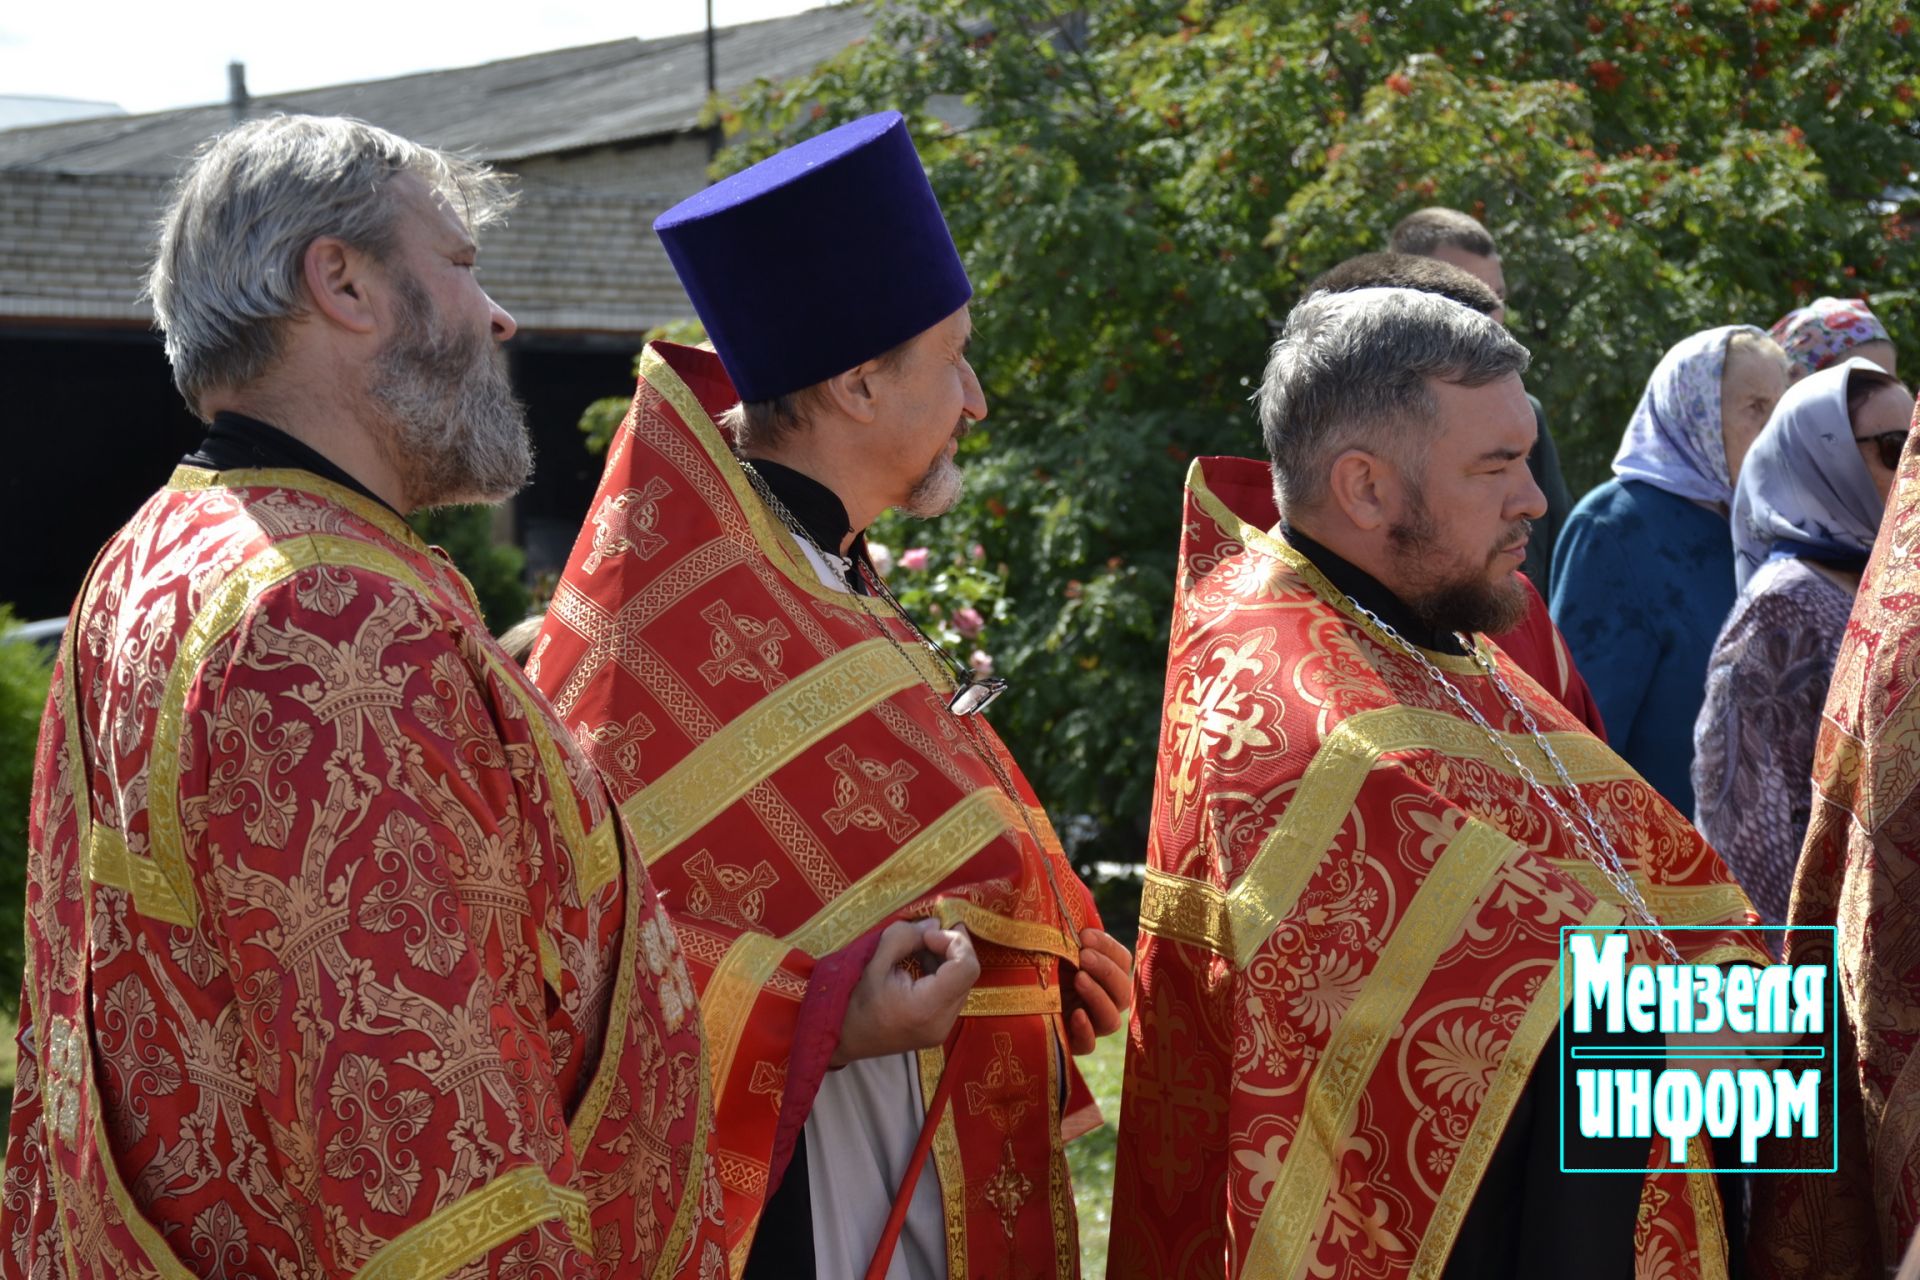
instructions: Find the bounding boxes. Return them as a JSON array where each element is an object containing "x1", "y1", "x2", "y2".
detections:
[{"x1": 0, "y1": 4, "x2": 870, "y2": 175}]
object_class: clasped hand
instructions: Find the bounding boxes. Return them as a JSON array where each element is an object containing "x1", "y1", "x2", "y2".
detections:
[{"x1": 832, "y1": 920, "x2": 1136, "y2": 1065}]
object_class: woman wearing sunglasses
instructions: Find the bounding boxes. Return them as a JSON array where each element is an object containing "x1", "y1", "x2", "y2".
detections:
[{"x1": 1693, "y1": 356, "x2": 1914, "y2": 932}]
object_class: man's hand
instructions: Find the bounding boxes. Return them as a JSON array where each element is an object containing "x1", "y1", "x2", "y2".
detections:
[
  {"x1": 1063, "y1": 927, "x2": 1133, "y2": 1055},
  {"x1": 832, "y1": 919, "x2": 980, "y2": 1067}
]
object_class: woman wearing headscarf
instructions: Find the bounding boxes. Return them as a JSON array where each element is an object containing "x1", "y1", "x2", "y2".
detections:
[
  {"x1": 1770, "y1": 295, "x2": 1899, "y2": 383},
  {"x1": 1692, "y1": 360, "x2": 1914, "y2": 929},
  {"x1": 1549, "y1": 326, "x2": 1789, "y2": 813}
]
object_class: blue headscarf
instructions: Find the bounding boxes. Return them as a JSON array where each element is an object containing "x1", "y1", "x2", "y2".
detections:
[
  {"x1": 1730, "y1": 358, "x2": 1891, "y2": 589},
  {"x1": 1612, "y1": 325, "x2": 1767, "y2": 508}
]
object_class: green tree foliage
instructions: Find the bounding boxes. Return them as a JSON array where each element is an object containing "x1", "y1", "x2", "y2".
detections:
[
  {"x1": 409, "y1": 506, "x2": 532, "y2": 634},
  {"x1": 0, "y1": 612, "x2": 54, "y2": 1016},
  {"x1": 705, "y1": 0, "x2": 1918, "y2": 852}
]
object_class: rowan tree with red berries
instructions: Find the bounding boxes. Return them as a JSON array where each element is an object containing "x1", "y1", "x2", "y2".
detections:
[{"x1": 697, "y1": 0, "x2": 1919, "y2": 859}]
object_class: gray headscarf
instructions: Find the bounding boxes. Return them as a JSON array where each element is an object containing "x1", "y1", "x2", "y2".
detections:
[{"x1": 1730, "y1": 357, "x2": 1891, "y2": 589}]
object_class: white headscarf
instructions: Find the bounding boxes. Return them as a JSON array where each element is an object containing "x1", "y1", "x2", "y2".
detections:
[{"x1": 1612, "y1": 325, "x2": 1766, "y2": 508}]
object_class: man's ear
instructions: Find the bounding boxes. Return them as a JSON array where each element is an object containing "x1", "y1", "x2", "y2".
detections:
[
  {"x1": 1325, "y1": 448, "x2": 1392, "y2": 533},
  {"x1": 301, "y1": 235, "x2": 379, "y2": 335},
  {"x1": 815, "y1": 357, "x2": 886, "y2": 425}
]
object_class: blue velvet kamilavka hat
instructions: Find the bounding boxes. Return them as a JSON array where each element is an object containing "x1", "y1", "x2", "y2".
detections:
[{"x1": 653, "y1": 111, "x2": 973, "y2": 403}]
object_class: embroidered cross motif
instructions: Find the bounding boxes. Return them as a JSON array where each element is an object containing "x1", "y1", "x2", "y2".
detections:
[
  {"x1": 749, "y1": 1059, "x2": 788, "y2": 1113},
  {"x1": 581, "y1": 477, "x2": 674, "y2": 573},
  {"x1": 577, "y1": 709, "x2": 657, "y2": 795},
  {"x1": 1163, "y1": 635, "x2": 1279, "y2": 820},
  {"x1": 698, "y1": 600, "x2": 790, "y2": 691},
  {"x1": 682, "y1": 849, "x2": 782, "y2": 930},
  {"x1": 964, "y1": 1032, "x2": 1044, "y2": 1135},
  {"x1": 44, "y1": 1013, "x2": 83, "y2": 1144},
  {"x1": 822, "y1": 744, "x2": 921, "y2": 842},
  {"x1": 981, "y1": 1139, "x2": 1033, "y2": 1239}
]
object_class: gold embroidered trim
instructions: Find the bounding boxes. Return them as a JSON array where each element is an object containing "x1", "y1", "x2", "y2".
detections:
[
  {"x1": 167, "y1": 465, "x2": 427, "y2": 554},
  {"x1": 1243, "y1": 819, "x2": 1523, "y2": 1277},
  {"x1": 639, "y1": 348, "x2": 853, "y2": 608},
  {"x1": 935, "y1": 897, "x2": 1079, "y2": 961},
  {"x1": 1409, "y1": 904, "x2": 1627, "y2": 1279},
  {"x1": 1139, "y1": 704, "x2": 1633, "y2": 967},
  {"x1": 84, "y1": 824, "x2": 191, "y2": 927},
  {"x1": 1187, "y1": 461, "x2": 1490, "y2": 675},
  {"x1": 697, "y1": 932, "x2": 794, "y2": 1110},
  {"x1": 917, "y1": 1042, "x2": 970, "y2": 1279},
  {"x1": 1686, "y1": 1131, "x2": 1732, "y2": 1280},
  {"x1": 1548, "y1": 861, "x2": 1756, "y2": 930},
  {"x1": 476, "y1": 640, "x2": 609, "y2": 896},
  {"x1": 701, "y1": 791, "x2": 1023, "y2": 1105},
  {"x1": 571, "y1": 811, "x2": 649, "y2": 1151},
  {"x1": 787, "y1": 788, "x2": 1019, "y2": 956},
  {"x1": 962, "y1": 984, "x2": 1063, "y2": 1018},
  {"x1": 537, "y1": 931, "x2": 564, "y2": 991},
  {"x1": 619, "y1": 638, "x2": 918, "y2": 865},
  {"x1": 354, "y1": 1165, "x2": 587, "y2": 1279},
  {"x1": 650, "y1": 1044, "x2": 715, "y2": 1280}
]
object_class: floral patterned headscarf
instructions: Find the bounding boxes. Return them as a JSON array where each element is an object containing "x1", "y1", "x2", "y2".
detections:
[
  {"x1": 1769, "y1": 297, "x2": 1891, "y2": 382},
  {"x1": 1611, "y1": 325, "x2": 1765, "y2": 508},
  {"x1": 1730, "y1": 358, "x2": 1891, "y2": 589}
]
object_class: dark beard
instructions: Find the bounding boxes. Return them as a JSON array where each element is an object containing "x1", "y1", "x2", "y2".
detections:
[
  {"x1": 368, "y1": 273, "x2": 532, "y2": 510},
  {"x1": 1387, "y1": 492, "x2": 1529, "y2": 637}
]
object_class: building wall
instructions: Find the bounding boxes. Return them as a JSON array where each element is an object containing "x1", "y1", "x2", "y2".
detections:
[{"x1": 0, "y1": 134, "x2": 716, "y2": 619}]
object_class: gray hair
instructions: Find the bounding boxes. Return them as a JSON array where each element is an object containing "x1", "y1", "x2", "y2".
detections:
[
  {"x1": 718, "y1": 336, "x2": 915, "y2": 453},
  {"x1": 1256, "y1": 287, "x2": 1531, "y2": 511},
  {"x1": 147, "y1": 114, "x2": 515, "y2": 416}
]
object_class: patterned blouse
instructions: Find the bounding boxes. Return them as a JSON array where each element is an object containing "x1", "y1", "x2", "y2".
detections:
[{"x1": 1692, "y1": 556, "x2": 1856, "y2": 927}]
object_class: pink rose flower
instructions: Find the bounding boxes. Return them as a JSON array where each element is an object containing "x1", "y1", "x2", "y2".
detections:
[
  {"x1": 969, "y1": 649, "x2": 995, "y2": 677},
  {"x1": 954, "y1": 606, "x2": 985, "y2": 637},
  {"x1": 968, "y1": 542, "x2": 986, "y2": 562},
  {"x1": 900, "y1": 546, "x2": 931, "y2": 571},
  {"x1": 867, "y1": 541, "x2": 895, "y2": 577}
]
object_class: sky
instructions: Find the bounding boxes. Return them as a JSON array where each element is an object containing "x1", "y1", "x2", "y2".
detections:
[{"x1": 0, "y1": 0, "x2": 831, "y2": 116}]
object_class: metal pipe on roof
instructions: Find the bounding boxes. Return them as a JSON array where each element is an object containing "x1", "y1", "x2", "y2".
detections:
[
  {"x1": 228, "y1": 62, "x2": 249, "y2": 121},
  {"x1": 706, "y1": 0, "x2": 720, "y2": 160}
]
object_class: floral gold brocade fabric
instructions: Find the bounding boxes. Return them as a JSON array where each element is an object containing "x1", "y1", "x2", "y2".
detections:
[
  {"x1": 0, "y1": 469, "x2": 724, "y2": 1278},
  {"x1": 1108, "y1": 455, "x2": 1766, "y2": 1280},
  {"x1": 1751, "y1": 399, "x2": 1920, "y2": 1280}
]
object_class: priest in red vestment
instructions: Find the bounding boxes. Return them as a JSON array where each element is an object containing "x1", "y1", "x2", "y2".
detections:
[
  {"x1": 0, "y1": 115, "x2": 724, "y2": 1278},
  {"x1": 1108, "y1": 287, "x2": 1765, "y2": 1279},
  {"x1": 1748, "y1": 391, "x2": 1920, "y2": 1278},
  {"x1": 528, "y1": 112, "x2": 1130, "y2": 1280},
  {"x1": 1302, "y1": 251, "x2": 1604, "y2": 739}
]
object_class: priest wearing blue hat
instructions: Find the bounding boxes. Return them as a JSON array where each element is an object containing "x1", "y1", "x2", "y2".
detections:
[{"x1": 532, "y1": 111, "x2": 1133, "y2": 1279}]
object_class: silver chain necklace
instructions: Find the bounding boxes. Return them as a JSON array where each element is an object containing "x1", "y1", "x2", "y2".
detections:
[{"x1": 1346, "y1": 600, "x2": 1680, "y2": 963}]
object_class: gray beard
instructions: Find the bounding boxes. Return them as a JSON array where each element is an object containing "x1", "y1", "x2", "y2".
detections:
[
  {"x1": 368, "y1": 275, "x2": 532, "y2": 511},
  {"x1": 902, "y1": 450, "x2": 964, "y2": 519}
]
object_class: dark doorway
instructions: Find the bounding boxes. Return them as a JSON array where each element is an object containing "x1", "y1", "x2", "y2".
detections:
[{"x1": 0, "y1": 327, "x2": 202, "y2": 621}]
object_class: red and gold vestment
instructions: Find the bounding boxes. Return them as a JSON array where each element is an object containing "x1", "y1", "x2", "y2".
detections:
[
  {"x1": 1, "y1": 467, "x2": 724, "y2": 1277},
  {"x1": 1751, "y1": 403, "x2": 1920, "y2": 1280},
  {"x1": 1107, "y1": 456, "x2": 1766, "y2": 1280},
  {"x1": 529, "y1": 342, "x2": 1101, "y2": 1279}
]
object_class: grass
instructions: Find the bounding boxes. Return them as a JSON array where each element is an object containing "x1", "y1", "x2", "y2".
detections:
[{"x1": 1069, "y1": 1032, "x2": 1126, "y2": 1279}]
